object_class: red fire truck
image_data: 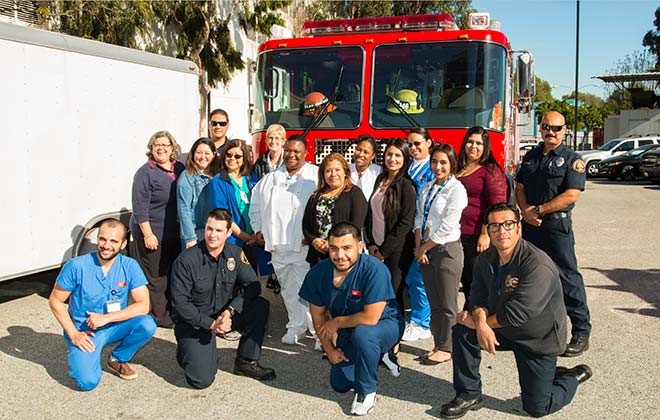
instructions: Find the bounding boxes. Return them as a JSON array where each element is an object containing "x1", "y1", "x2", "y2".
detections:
[{"x1": 250, "y1": 13, "x2": 535, "y2": 173}]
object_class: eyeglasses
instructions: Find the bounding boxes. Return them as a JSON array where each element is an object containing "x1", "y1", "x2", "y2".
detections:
[
  {"x1": 408, "y1": 141, "x2": 424, "y2": 147},
  {"x1": 485, "y1": 220, "x2": 519, "y2": 233},
  {"x1": 153, "y1": 143, "x2": 172, "y2": 148},
  {"x1": 541, "y1": 124, "x2": 565, "y2": 133},
  {"x1": 225, "y1": 153, "x2": 243, "y2": 160},
  {"x1": 210, "y1": 120, "x2": 228, "y2": 127}
]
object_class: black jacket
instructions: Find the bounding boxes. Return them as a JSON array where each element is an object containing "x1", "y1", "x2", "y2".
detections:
[
  {"x1": 251, "y1": 151, "x2": 283, "y2": 181},
  {"x1": 364, "y1": 173, "x2": 416, "y2": 259},
  {"x1": 469, "y1": 238, "x2": 567, "y2": 356},
  {"x1": 170, "y1": 241, "x2": 261, "y2": 330},
  {"x1": 302, "y1": 186, "x2": 368, "y2": 265}
]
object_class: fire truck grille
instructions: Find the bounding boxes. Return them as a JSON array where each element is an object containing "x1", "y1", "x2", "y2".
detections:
[{"x1": 314, "y1": 139, "x2": 388, "y2": 165}]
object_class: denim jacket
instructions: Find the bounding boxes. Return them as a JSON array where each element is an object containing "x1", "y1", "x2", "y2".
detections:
[{"x1": 177, "y1": 170, "x2": 212, "y2": 243}]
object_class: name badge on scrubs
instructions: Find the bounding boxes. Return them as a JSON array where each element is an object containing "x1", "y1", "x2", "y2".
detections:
[{"x1": 106, "y1": 298, "x2": 121, "y2": 313}]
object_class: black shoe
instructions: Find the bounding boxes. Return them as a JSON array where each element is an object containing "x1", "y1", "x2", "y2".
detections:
[
  {"x1": 562, "y1": 335, "x2": 589, "y2": 357},
  {"x1": 233, "y1": 357, "x2": 276, "y2": 381},
  {"x1": 265, "y1": 275, "x2": 281, "y2": 294},
  {"x1": 555, "y1": 364, "x2": 592, "y2": 384},
  {"x1": 440, "y1": 396, "x2": 484, "y2": 419}
]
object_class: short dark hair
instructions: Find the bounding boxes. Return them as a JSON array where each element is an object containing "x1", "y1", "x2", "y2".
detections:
[
  {"x1": 484, "y1": 202, "x2": 520, "y2": 224},
  {"x1": 219, "y1": 139, "x2": 253, "y2": 176},
  {"x1": 356, "y1": 134, "x2": 378, "y2": 155},
  {"x1": 328, "y1": 222, "x2": 361, "y2": 242},
  {"x1": 99, "y1": 218, "x2": 128, "y2": 241},
  {"x1": 287, "y1": 134, "x2": 307, "y2": 147},
  {"x1": 207, "y1": 208, "x2": 232, "y2": 229},
  {"x1": 408, "y1": 127, "x2": 431, "y2": 141},
  {"x1": 209, "y1": 108, "x2": 229, "y2": 121},
  {"x1": 430, "y1": 143, "x2": 458, "y2": 174}
]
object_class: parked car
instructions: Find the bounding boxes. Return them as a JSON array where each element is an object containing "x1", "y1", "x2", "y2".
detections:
[
  {"x1": 640, "y1": 147, "x2": 660, "y2": 183},
  {"x1": 597, "y1": 144, "x2": 660, "y2": 180},
  {"x1": 577, "y1": 135, "x2": 660, "y2": 177}
]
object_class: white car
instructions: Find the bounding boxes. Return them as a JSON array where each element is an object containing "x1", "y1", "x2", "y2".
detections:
[{"x1": 577, "y1": 136, "x2": 660, "y2": 177}]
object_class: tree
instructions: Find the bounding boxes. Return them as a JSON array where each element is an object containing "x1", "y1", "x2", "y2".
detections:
[
  {"x1": 603, "y1": 49, "x2": 656, "y2": 113},
  {"x1": 37, "y1": 0, "x2": 290, "y2": 135},
  {"x1": 561, "y1": 91, "x2": 605, "y2": 108},
  {"x1": 534, "y1": 76, "x2": 553, "y2": 103},
  {"x1": 314, "y1": 0, "x2": 475, "y2": 29},
  {"x1": 642, "y1": 6, "x2": 660, "y2": 70}
]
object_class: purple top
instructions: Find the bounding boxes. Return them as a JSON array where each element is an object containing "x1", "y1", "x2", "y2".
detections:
[
  {"x1": 130, "y1": 159, "x2": 184, "y2": 241},
  {"x1": 458, "y1": 165, "x2": 508, "y2": 236}
]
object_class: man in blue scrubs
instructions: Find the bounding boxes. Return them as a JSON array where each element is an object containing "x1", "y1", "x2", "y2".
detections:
[
  {"x1": 299, "y1": 222, "x2": 403, "y2": 416},
  {"x1": 49, "y1": 219, "x2": 156, "y2": 391}
]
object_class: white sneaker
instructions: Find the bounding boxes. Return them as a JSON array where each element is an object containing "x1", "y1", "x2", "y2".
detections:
[
  {"x1": 401, "y1": 321, "x2": 432, "y2": 342},
  {"x1": 380, "y1": 349, "x2": 401, "y2": 377},
  {"x1": 314, "y1": 339, "x2": 324, "y2": 352},
  {"x1": 281, "y1": 331, "x2": 301, "y2": 345},
  {"x1": 351, "y1": 392, "x2": 376, "y2": 415}
]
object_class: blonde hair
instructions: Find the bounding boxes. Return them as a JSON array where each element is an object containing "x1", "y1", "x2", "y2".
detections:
[
  {"x1": 146, "y1": 130, "x2": 179, "y2": 161},
  {"x1": 266, "y1": 124, "x2": 286, "y2": 139}
]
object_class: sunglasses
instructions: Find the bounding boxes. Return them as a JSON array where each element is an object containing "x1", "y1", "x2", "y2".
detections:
[
  {"x1": 485, "y1": 220, "x2": 519, "y2": 233},
  {"x1": 225, "y1": 153, "x2": 243, "y2": 160},
  {"x1": 407, "y1": 141, "x2": 425, "y2": 147},
  {"x1": 541, "y1": 124, "x2": 565, "y2": 133},
  {"x1": 210, "y1": 120, "x2": 228, "y2": 127}
]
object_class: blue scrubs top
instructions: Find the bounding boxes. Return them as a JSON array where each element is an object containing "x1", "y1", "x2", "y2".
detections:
[
  {"x1": 299, "y1": 254, "x2": 400, "y2": 326},
  {"x1": 56, "y1": 253, "x2": 148, "y2": 331}
]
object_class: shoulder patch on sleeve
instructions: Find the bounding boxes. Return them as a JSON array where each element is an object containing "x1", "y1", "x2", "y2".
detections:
[
  {"x1": 240, "y1": 251, "x2": 250, "y2": 265},
  {"x1": 572, "y1": 158, "x2": 585, "y2": 173}
]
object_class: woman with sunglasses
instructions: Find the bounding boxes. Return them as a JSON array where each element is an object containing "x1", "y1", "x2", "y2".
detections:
[
  {"x1": 130, "y1": 130, "x2": 185, "y2": 328},
  {"x1": 209, "y1": 140, "x2": 258, "y2": 264},
  {"x1": 415, "y1": 143, "x2": 468, "y2": 364},
  {"x1": 303, "y1": 153, "x2": 368, "y2": 267},
  {"x1": 400, "y1": 128, "x2": 436, "y2": 343},
  {"x1": 177, "y1": 138, "x2": 219, "y2": 249},
  {"x1": 364, "y1": 139, "x2": 417, "y2": 316},
  {"x1": 456, "y1": 126, "x2": 508, "y2": 308}
]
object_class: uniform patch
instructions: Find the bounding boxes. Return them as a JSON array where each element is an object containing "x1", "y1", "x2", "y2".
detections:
[
  {"x1": 572, "y1": 158, "x2": 586, "y2": 173},
  {"x1": 117, "y1": 281, "x2": 127, "y2": 288},
  {"x1": 555, "y1": 157, "x2": 565, "y2": 167},
  {"x1": 227, "y1": 257, "x2": 236, "y2": 271},
  {"x1": 240, "y1": 251, "x2": 250, "y2": 265},
  {"x1": 351, "y1": 289, "x2": 362, "y2": 298},
  {"x1": 504, "y1": 275, "x2": 519, "y2": 292}
]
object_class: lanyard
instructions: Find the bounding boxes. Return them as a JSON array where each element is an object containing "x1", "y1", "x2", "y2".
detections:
[
  {"x1": 409, "y1": 158, "x2": 429, "y2": 180},
  {"x1": 421, "y1": 176, "x2": 451, "y2": 232}
]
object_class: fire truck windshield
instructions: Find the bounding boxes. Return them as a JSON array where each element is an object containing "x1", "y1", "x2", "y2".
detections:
[
  {"x1": 371, "y1": 41, "x2": 506, "y2": 131},
  {"x1": 254, "y1": 46, "x2": 363, "y2": 131}
]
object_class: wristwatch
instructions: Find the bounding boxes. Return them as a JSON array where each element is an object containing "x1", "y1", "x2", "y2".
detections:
[
  {"x1": 534, "y1": 205, "x2": 544, "y2": 217},
  {"x1": 226, "y1": 306, "x2": 236, "y2": 316}
]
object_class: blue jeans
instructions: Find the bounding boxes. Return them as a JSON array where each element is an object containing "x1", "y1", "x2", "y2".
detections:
[{"x1": 64, "y1": 315, "x2": 156, "y2": 391}]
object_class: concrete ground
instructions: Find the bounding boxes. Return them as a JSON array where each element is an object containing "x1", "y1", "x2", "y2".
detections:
[{"x1": 1, "y1": 179, "x2": 658, "y2": 419}]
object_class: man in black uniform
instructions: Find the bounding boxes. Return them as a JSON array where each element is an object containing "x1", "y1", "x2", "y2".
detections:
[
  {"x1": 170, "y1": 208, "x2": 275, "y2": 389},
  {"x1": 515, "y1": 111, "x2": 591, "y2": 357},
  {"x1": 440, "y1": 203, "x2": 592, "y2": 419}
]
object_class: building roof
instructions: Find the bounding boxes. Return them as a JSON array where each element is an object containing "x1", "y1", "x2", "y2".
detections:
[{"x1": 593, "y1": 72, "x2": 660, "y2": 83}]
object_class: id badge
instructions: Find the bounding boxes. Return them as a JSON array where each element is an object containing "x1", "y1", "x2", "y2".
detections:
[{"x1": 106, "y1": 298, "x2": 121, "y2": 313}]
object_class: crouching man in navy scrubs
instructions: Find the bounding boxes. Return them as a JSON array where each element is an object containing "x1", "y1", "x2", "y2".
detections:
[
  {"x1": 299, "y1": 222, "x2": 403, "y2": 416},
  {"x1": 49, "y1": 219, "x2": 156, "y2": 391}
]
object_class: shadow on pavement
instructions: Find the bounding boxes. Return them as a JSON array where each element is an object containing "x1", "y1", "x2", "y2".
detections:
[
  {"x1": 584, "y1": 267, "x2": 660, "y2": 318},
  {"x1": 0, "y1": 270, "x2": 58, "y2": 304},
  {"x1": 0, "y1": 326, "x2": 185, "y2": 389}
]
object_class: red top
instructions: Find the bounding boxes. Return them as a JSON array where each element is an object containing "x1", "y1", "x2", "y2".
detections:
[{"x1": 458, "y1": 165, "x2": 508, "y2": 236}]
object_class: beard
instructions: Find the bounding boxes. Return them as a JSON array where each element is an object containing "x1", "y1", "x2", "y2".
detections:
[{"x1": 97, "y1": 248, "x2": 121, "y2": 262}]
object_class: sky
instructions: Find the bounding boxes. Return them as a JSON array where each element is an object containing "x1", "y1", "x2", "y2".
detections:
[{"x1": 471, "y1": 0, "x2": 658, "y2": 99}]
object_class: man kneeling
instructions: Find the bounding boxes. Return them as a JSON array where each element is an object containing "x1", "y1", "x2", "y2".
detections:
[
  {"x1": 440, "y1": 203, "x2": 592, "y2": 419},
  {"x1": 170, "y1": 208, "x2": 274, "y2": 389},
  {"x1": 299, "y1": 222, "x2": 403, "y2": 416},
  {"x1": 49, "y1": 219, "x2": 156, "y2": 391}
]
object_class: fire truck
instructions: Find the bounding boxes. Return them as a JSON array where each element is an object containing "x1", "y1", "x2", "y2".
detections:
[{"x1": 250, "y1": 12, "x2": 535, "y2": 173}]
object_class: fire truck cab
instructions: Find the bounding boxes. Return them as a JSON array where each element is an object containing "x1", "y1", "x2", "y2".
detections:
[{"x1": 251, "y1": 13, "x2": 534, "y2": 173}]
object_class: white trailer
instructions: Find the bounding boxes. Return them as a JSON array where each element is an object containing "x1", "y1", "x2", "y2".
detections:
[{"x1": 0, "y1": 22, "x2": 200, "y2": 281}]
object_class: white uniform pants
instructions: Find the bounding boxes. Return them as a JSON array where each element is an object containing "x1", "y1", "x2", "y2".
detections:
[{"x1": 271, "y1": 249, "x2": 314, "y2": 336}]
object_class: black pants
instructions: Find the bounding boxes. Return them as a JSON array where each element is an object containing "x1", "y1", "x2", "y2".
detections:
[
  {"x1": 452, "y1": 324, "x2": 579, "y2": 417},
  {"x1": 130, "y1": 237, "x2": 180, "y2": 326},
  {"x1": 459, "y1": 234, "x2": 480, "y2": 310},
  {"x1": 522, "y1": 218, "x2": 591, "y2": 337},
  {"x1": 174, "y1": 297, "x2": 269, "y2": 389}
]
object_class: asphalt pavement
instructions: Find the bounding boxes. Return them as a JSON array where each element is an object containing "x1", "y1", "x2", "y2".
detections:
[{"x1": 1, "y1": 179, "x2": 659, "y2": 420}]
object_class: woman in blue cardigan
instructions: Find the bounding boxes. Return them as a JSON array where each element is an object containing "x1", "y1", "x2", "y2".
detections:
[{"x1": 208, "y1": 139, "x2": 258, "y2": 261}]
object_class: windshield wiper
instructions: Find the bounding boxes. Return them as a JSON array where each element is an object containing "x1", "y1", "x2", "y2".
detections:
[
  {"x1": 384, "y1": 69, "x2": 421, "y2": 129},
  {"x1": 301, "y1": 65, "x2": 344, "y2": 140}
]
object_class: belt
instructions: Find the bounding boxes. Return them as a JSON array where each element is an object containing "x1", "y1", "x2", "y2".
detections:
[{"x1": 543, "y1": 211, "x2": 571, "y2": 220}]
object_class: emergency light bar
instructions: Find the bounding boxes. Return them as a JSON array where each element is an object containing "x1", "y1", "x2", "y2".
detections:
[{"x1": 302, "y1": 14, "x2": 458, "y2": 36}]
